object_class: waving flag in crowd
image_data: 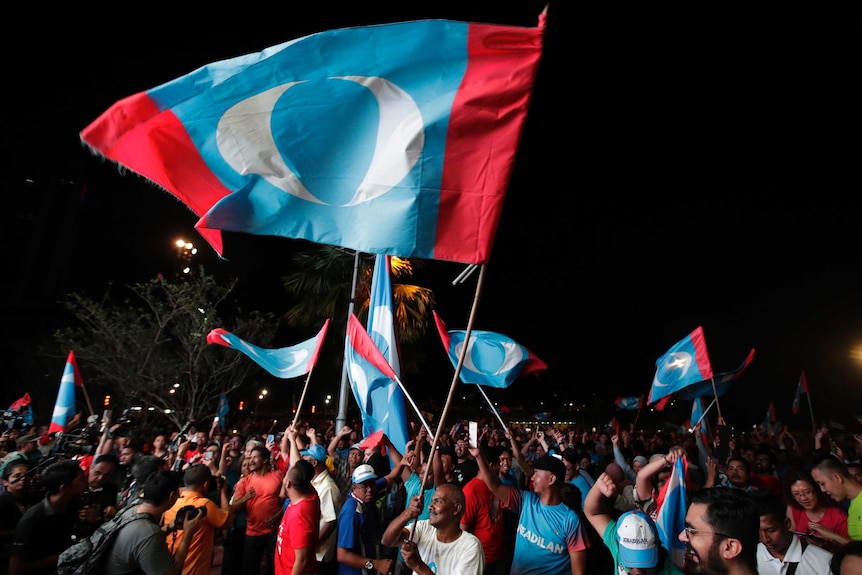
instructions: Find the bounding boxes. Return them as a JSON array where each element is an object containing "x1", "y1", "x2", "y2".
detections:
[
  {"x1": 656, "y1": 455, "x2": 688, "y2": 569},
  {"x1": 763, "y1": 400, "x2": 777, "y2": 432},
  {"x1": 433, "y1": 311, "x2": 547, "y2": 388},
  {"x1": 7, "y1": 393, "x2": 34, "y2": 425},
  {"x1": 690, "y1": 397, "x2": 708, "y2": 434},
  {"x1": 792, "y1": 370, "x2": 808, "y2": 415},
  {"x1": 346, "y1": 313, "x2": 400, "y2": 438},
  {"x1": 216, "y1": 390, "x2": 230, "y2": 430},
  {"x1": 615, "y1": 396, "x2": 643, "y2": 410},
  {"x1": 207, "y1": 321, "x2": 329, "y2": 379},
  {"x1": 80, "y1": 14, "x2": 546, "y2": 265},
  {"x1": 674, "y1": 348, "x2": 755, "y2": 401},
  {"x1": 49, "y1": 351, "x2": 82, "y2": 433},
  {"x1": 365, "y1": 254, "x2": 409, "y2": 453},
  {"x1": 647, "y1": 327, "x2": 713, "y2": 405}
]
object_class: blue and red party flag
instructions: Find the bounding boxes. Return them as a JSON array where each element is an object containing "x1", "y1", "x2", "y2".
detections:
[
  {"x1": 615, "y1": 396, "x2": 643, "y2": 410},
  {"x1": 345, "y1": 313, "x2": 400, "y2": 439},
  {"x1": 207, "y1": 320, "x2": 329, "y2": 379},
  {"x1": 656, "y1": 455, "x2": 688, "y2": 569},
  {"x1": 433, "y1": 311, "x2": 547, "y2": 388},
  {"x1": 792, "y1": 370, "x2": 808, "y2": 415},
  {"x1": 674, "y1": 347, "x2": 754, "y2": 401},
  {"x1": 80, "y1": 14, "x2": 546, "y2": 265},
  {"x1": 49, "y1": 351, "x2": 82, "y2": 434},
  {"x1": 647, "y1": 327, "x2": 713, "y2": 405},
  {"x1": 364, "y1": 254, "x2": 409, "y2": 454}
]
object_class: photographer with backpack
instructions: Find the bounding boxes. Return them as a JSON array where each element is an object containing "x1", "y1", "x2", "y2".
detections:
[{"x1": 101, "y1": 470, "x2": 203, "y2": 575}]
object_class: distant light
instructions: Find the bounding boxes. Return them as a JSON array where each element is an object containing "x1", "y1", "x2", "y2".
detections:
[{"x1": 175, "y1": 239, "x2": 185, "y2": 248}]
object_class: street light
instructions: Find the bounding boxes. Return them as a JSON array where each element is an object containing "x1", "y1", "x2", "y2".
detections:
[{"x1": 173, "y1": 238, "x2": 197, "y2": 275}]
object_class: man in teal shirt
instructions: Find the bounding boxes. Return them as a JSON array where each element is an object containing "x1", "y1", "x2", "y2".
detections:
[{"x1": 584, "y1": 471, "x2": 683, "y2": 574}]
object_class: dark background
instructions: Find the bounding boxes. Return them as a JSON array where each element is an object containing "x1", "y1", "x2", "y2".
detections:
[{"x1": 2, "y1": 4, "x2": 862, "y2": 431}]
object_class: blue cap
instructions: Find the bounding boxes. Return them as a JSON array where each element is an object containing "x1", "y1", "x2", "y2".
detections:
[{"x1": 299, "y1": 444, "x2": 327, "y2": 462}]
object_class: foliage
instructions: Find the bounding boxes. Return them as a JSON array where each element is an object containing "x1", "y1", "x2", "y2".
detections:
[
  {"x1": 51, "y1": 269, "x2": 280, "y2": 428},
  {"x1": 280, "y1": 246, "x2": 435, "y2": 375}
]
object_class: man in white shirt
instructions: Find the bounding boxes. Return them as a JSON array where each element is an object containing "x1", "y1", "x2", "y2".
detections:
[
  {"x1": 381, "y1": 483, "x2": 484, "y2": 575},
  {"x1": 751, "y1": 490, "x2": 833, "y2": 575}
]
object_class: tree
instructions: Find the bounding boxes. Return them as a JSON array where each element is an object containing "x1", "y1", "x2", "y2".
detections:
[
  {"x1": 280, "y1": 246, "x2": 435, "y2": 376},
  {"x1": 52, "y1": 268, "x2": 280, "y2": 428}
]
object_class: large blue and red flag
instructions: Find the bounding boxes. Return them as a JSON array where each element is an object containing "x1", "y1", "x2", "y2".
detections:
[
  {"x1": 50, "y1": 351, "x2": 83, "y2": 434},
  {"x1": 614, "y1": 396, "x2": 643, "y2": 410},
  {"x1": 433, "y1": 311, "x2": 547, "y2": 388},
  {"x1": 365, "y1": 254, "x2": 409, "y2": 454},
  {"x1": 345, "y1": 313, "x2": 400, "y2": 440},
  {"x1": 655, "y1": 455, "x2": 688, "y2": 569},
  {"x1": 207, "y1": 320, "x2": 329, "y2": 379},
  {"x1": 80, "y1": 14, "x2": 546, "y2": 265},
  {"x1": 674, "y1": 347, "x2": 755, "y2": 401},
  {"x1": 647, "y1": 327, "x2": 713, "y2": 406},
  {"x1": 792, "y1": 370, "x2": 808, "y2": 415}
]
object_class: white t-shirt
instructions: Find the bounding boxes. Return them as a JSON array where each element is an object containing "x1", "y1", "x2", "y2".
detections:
[
  {"x1": 405, "y1": 520, "x2": 485, "y2": 575},
  {"x1": 755, "y1": 535, "x2": 833, "y2": 575}
]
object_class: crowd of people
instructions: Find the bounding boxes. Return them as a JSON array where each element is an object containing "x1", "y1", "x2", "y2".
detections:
[{"x1": 0, "y1": 409, "x2": 861, "y2": 574}]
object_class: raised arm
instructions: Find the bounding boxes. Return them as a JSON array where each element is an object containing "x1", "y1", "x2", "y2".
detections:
[
  {"x1": 583, "y1": 473, "x2": 617, "y2": 548},
  {"x1": 468, "y1": 445, "x2": 513, "y2": 503}
]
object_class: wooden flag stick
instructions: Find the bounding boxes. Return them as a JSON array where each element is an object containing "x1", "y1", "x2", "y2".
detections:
[
  {"x1": 293, "y1": 363, "x2": 319, "y2": 428},
  {"x1": 79, "y1": 384, "x2": 96, "y2": 417},
  {"x1": 413, "y1": 264, "x2": 488, "y2": 542}
]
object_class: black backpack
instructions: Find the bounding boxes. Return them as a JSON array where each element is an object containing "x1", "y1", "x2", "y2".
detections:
[{"x1": 57, "y1": 507, "x2": 151, "y2": 575}]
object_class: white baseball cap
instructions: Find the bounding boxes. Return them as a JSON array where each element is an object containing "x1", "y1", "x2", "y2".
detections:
[
  {"x1": 615, "y1": 510, "x2": 659, "y2": 568},
  {"x1": 352, "y1": 463, "x2": 377, "y2": 484}
]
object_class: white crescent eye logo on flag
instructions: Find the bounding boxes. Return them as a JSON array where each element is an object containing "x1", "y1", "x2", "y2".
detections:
[
  {"x1": 653, "y1": 351, "x2": 693, "y2": 387},
  {"x1": 216, "y1": 76, "x2": 423, "y2": 206},
  {"x1": 454, "y1": 337, "x2": 525, "y2": 375}
]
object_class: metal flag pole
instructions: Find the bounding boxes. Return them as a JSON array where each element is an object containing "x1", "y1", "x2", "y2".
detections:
[
  {"x1": 389, "y1": 374, "x2": 434, "y2": 436},
  {"x1": 335, "y1": 251, "x2": 361, "y2": 432},
  {"x1": 709, "y1": 377, "x2": 724, "y2": 421},
  {"x1": 689, "y1": 398, "x2": 717, "y2": 433},
  {"x1": 475, "y1": 384, "x2": 507, "y2": 429}
]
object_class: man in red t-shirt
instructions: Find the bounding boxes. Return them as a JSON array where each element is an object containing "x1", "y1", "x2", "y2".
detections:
[
  {"x1": 460, "y1": 445, "x2": 508, "y2": 574},
  {"x1": 275, "y1": 460, "x2": 320, "y2": 575}
]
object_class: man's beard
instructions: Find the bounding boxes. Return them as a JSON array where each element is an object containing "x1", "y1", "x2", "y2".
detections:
[{"x1": 685, "y1": 540, "x2": 728, "y2": 575}]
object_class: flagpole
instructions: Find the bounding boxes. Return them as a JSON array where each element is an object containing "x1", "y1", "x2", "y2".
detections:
[
  {"x1": 475, "y1": 384, "x2": 506, "y2": 429},
  {"x1": 79, "y1": 384, "x2": 95, "y2": 417},
  {"x1": 335, "y1": 251, "x2": 361, "y2": 431},
  {"x1": 689, "y1": 398, "x2": 717, "y2": 432},
  {"x1": 420, "y1": 264, "x2": 487, "y2": 491},
  {"x1": 390, "y1": 374, "x2": 434, "y2": 436},
  {"x1": 806, "y1": 391, "x2": 816, "y2": 434},
  {"x1": 633, "y1": 404, "x2": 643, "y2": 430},
  {"x1": 708, "y1": 377, "x2": 724, "y2": 421},
  {"x1": 293, "y1": 365, "x2": 317, "y2": 428}
]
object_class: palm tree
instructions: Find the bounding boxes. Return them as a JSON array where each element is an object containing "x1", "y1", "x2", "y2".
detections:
[{"x1": 279, "y1": 245, "x2": 435, "y2": 376}]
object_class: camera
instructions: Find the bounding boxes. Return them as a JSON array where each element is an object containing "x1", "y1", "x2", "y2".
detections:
[{"x1": 175, "y1": 504, "x2": 207, "y2": 523}]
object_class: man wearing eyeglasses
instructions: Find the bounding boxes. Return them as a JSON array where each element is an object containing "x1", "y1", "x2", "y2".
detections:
[{"x1": 679, "y1": 487, "x2": 759, "y2": 575}]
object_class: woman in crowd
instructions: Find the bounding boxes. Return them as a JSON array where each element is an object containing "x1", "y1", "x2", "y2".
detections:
[
  {"x1": 0, "y1": 460, "x2": 34, "y2": 573},
  {"x1": 782, "y1": 466, "x2": 848, "y2": 552}
]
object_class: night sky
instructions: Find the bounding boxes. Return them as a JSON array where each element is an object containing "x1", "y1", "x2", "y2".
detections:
[{"x1": 3, "y1": 5, "x2": 862, "y2": 431}]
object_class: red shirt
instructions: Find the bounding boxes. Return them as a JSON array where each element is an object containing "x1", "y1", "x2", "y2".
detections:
[
  {"x1": 460, "y1": 476, "x2": 506, "y2": 563},
  {"x1": 275, "y1": 493, "x2": 320, "y2": 575},
  {"x1": 233, "y1": 469, "x2": 286, "y2": 536}
]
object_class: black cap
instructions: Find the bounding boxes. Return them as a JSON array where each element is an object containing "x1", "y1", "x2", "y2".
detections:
[{"x1": 531, "y1": 455, "x2": 566, "y2": 482}]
